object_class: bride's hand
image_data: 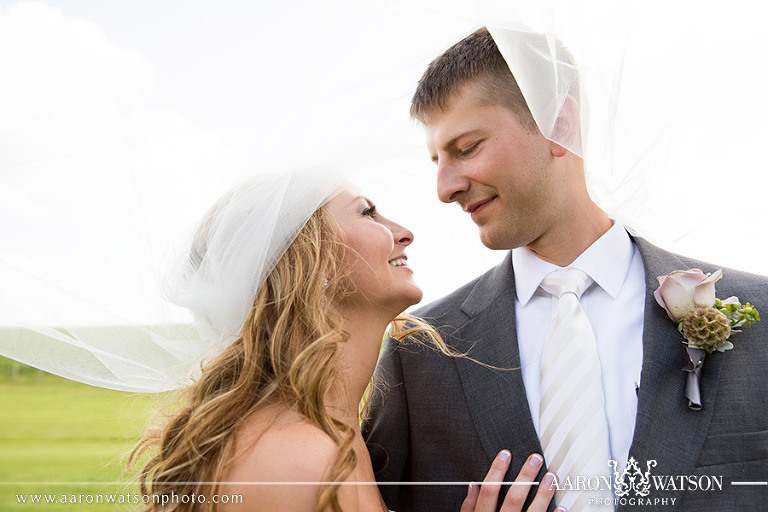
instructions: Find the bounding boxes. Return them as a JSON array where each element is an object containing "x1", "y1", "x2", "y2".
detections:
[{"x1": 460, "y1": 451, "x2": 565, "y2": 512}]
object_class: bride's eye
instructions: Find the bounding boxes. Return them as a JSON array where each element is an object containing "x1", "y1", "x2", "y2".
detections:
[{"x1": 362, "y1": 205, "x2": 377, "y2": 218}]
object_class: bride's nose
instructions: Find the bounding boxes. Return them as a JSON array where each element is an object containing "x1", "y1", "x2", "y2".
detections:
[{"x1": 385, "y1": 218, "x2": 413, "y2": 247}]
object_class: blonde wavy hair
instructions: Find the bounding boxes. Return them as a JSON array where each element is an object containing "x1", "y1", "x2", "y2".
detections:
[{"x1": 129, "y1": 203, "x2": 454, "y2": 512}]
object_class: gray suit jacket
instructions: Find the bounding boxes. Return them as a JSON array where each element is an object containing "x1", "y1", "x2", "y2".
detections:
[{"x1": 363, "y1": 237, "x2": 768, "y2": 511}]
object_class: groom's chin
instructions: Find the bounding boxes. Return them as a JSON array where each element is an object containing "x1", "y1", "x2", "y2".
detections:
[
  {"x1": 477, "y1": 221, "x2": 530, "y2": 252},
  {"x1": 478, "y1": 226, "x2": 511, "y2": 251}
]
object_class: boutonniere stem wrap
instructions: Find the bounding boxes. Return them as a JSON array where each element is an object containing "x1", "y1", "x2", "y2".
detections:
[{"x1": 654, "y1": 269, "x2": 760, "y2": 410}]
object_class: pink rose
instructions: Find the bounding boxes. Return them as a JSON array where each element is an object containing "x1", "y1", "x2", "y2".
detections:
[{"x1": 654, "y1": 268, "x2": 723, "y2": 322}]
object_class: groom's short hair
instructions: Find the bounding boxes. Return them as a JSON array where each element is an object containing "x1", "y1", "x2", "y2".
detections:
[{"x1": 410, "y1": 27, "x2": 536, "y2": 130}]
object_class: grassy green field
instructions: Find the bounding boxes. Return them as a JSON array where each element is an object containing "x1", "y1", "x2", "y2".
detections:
[{"x1": 0, "y1": 360, "x2": 160, "y2": 511}]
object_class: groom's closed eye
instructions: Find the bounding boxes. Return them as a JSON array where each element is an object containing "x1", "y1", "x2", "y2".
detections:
[
  {"x1": 430, "y1": 129, "x2": 486, "y2": 164},
  {"x1": 458, "y1": 141, "x2": 481, "y2": 157}
]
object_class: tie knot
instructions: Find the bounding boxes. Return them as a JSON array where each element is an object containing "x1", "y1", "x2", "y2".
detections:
[{"x1": 540, "y1": 268, "x2": 593, "y2": 299}]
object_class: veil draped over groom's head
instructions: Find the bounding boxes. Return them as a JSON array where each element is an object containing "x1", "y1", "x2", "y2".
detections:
[{"x1": 410, "y1": 26, "x2": 581, "y2": 156}]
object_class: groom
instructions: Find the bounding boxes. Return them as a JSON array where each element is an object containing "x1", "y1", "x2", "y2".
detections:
[{"x1": 363, "y1": 27, "x2": 768, "y2": 511}]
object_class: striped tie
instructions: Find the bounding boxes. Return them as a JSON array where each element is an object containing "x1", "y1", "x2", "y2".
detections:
[{"x1": 539, "y1": 268, "x2": 614, "y2": 511}]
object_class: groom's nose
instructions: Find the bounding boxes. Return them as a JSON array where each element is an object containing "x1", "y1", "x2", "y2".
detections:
[{"x1": 437, "y1": 160, "x2": 470, "y2": 204}]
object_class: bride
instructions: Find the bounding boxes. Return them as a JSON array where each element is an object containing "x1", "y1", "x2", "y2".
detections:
[{"x1": 128, "y1": 170, "x2": 561, "y2": 512}]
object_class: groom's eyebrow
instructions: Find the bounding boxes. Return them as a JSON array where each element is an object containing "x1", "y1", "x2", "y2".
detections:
[{"x1": 431, "y1": 129, "x2": 483, "y2": 162}]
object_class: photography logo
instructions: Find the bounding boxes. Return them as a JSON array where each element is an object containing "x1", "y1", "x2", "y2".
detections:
[
  {"x1": 555, "y1": 457, "x2": 731, "y2": 507},
  {"x1": 608, "y1": 457, "x2": 657, "y2": 497}
]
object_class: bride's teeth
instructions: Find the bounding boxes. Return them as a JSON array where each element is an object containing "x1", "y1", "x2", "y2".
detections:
[{"x1": 389, "y1": 258, "x2": 407, "y2": 267}]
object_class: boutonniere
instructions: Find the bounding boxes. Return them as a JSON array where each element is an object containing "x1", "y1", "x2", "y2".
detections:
[{"x1": 653, "y1": 268, "x2": 760, "y2": 410}]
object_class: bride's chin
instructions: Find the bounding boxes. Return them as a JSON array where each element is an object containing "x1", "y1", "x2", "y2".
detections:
[
  {"x1": 359, "y1": 285, "x2": 424, "y2": 318},
  {"x1": 399, "y1": 285, "x2": 424, "y2": 311},
  {"x1": 409, "y1": 287, "x2": 424, "y2": 306},
  {"x1": 379, "y1": 291, "x2": 424, "y2": 320}
]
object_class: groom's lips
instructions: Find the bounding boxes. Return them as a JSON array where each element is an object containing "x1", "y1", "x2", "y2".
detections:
[{"x1": 465, "y1": 197, "x2": 496, "y2": 221}]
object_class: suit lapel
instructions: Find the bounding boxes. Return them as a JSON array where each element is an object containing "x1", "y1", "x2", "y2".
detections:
[
  {"x1": 450, "y1": 253, "x2": 543, "y2": 469},
  {"x1": 620, "y1": 238, "x2": 725, "y2": 510}
]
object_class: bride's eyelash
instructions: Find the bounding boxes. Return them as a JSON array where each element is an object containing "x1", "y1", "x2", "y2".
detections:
[{"x1": 362, "y1": 205, "x2": 377, "y2": 217}]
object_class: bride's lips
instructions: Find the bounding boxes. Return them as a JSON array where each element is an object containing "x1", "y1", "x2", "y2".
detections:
[
  {"x1": 388, "y1": 255, "x2": 413, "y2": 273},
  {"x1": 466, "y1": 197, "x2": 496, "y2": 222}
]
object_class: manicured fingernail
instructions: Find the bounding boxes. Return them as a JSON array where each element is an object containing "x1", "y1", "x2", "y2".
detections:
[
  {"x1": 554, "y1": 507, "x2": 567, "y2": 512},
  {"x1": 543, "y1": 472, "x2": 556, "y2": 486},
  {"x1": 529, "y1": 453, "x2": 543, "y2": 468},
  {"x1": 467, "y1": 482, "x2": 475, "y2": 497},
  {"x1": 499, "y1": 450, "x2": 511, "y2": 462}
]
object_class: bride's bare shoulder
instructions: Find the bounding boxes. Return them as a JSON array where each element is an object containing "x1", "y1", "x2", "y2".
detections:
[
  {"x1": 230, "y1": 407, "x2": 336, "y2": 479},
  {"x1": 217, "y1": 407, "x2": 338, "y2": 510}
]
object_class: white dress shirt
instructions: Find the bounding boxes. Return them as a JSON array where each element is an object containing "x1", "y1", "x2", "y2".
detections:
[{"x1": 513, "y1": 222, "x2": 645, "y2": 472}]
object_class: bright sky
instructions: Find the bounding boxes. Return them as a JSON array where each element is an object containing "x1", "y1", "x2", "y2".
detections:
[{"x1": 1, "y1": 0, "x2": 767, "y2": 326}]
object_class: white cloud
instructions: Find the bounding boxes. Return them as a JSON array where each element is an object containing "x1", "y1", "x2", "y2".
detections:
[{"x1": 0, "y1": 2, "x2": 232, "y2": 324}]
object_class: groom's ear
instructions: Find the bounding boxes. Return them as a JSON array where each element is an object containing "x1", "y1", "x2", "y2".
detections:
[{"x1": 549, "y1": 94, "x2": 580, "y2": 158}]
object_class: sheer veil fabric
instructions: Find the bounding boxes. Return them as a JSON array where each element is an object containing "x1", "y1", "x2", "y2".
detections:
[
  {"x1": 0, "y1": 169, "x2": 344, "y2": 392},
  {"x1": 1, "y1": 0, "x2": 767, "y2": 392}
]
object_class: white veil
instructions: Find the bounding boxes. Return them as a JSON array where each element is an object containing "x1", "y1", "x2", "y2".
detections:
[
  {"x1": 0, "y1": 169, "x2": 344, "y2": 392},
  {"x1": 1, "y1": 0, "x2": 767, "y2": 393}
]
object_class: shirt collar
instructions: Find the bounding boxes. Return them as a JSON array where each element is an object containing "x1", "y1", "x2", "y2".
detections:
[{"x1": 512, "y1": 222, "x2": 636, "y2": 306}]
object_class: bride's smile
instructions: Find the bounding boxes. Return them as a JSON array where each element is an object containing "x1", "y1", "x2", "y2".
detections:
[{"x1": 326, "y1": 187, "x2": 423, "y2": 316}]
